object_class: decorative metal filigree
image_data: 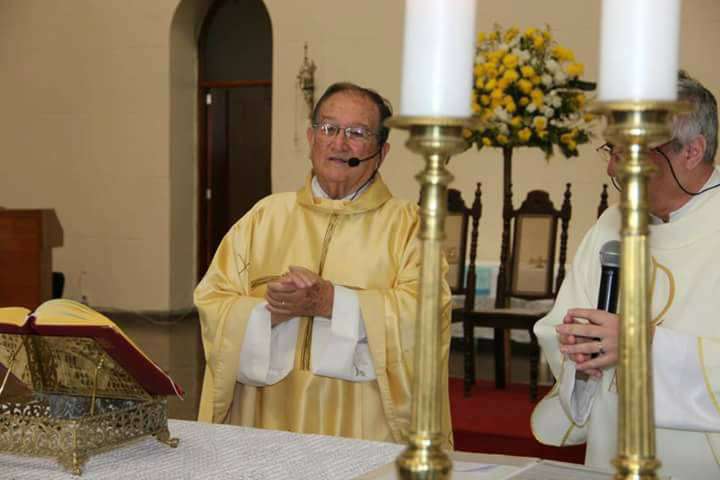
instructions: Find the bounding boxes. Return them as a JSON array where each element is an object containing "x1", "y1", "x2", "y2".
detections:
[{"x1": 0, "y1": 332, "x2": 178, "y2": 475}]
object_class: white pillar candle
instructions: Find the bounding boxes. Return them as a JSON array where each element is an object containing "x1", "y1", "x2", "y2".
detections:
[
  {"x1": 399, "y1": 0, "x2": 477, "y2": 117},
  {"x1": 598, "y1": 0, "x2": 681, "y2": 101}
]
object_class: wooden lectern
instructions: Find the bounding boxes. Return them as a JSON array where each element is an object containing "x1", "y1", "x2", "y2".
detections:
[{"x1": 0, "y1": 209, "x2": 63, "y2": 309}]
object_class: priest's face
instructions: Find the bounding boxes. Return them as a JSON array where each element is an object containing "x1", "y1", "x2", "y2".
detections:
[
  {"x1": 606, "y1": 141, "x2": 689, "y2": 220},
  {"x1": 307, "y1": 91, "x2": 389, "y2": 199}
]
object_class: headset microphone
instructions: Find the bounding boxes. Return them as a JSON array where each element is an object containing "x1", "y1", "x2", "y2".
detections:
[{"x1": 347, "y1": 149, "x2": 382, "y2": 167}]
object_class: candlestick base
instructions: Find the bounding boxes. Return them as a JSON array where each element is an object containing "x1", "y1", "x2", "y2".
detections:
[{"x1": 395, "y1": 433, "x2": 452, "y2": 480}]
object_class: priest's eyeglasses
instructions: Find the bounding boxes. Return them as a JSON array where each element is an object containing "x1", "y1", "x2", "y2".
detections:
[{"x1": 312, "y1": 122, "x2": 378, "y2": 144}]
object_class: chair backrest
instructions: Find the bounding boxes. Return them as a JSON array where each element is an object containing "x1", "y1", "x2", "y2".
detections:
[
  {"x1": 444, "y1": 188, "x2": 472, "y2": 294},
  {"x1": 495, "y1": 184, "x2": 572, "y2": 307}
]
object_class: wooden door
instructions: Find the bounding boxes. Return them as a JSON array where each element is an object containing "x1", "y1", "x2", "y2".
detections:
[
  {"x1": 197, "y1": 0, "x2": 273, "y2": 279},
  {"x1": 201, "y1": 84, "x2": 272, "y2": 273}
]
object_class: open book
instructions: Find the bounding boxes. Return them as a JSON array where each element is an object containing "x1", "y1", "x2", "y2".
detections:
[{"x1": 0, "y1": 299, "x2": 183, "y2": 399}]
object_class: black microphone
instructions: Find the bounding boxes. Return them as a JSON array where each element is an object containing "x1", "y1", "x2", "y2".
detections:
[
  {"x1": 591, "y1": 240, "x2": 620, "y2": 358},
  {"x1": 347, "y1": 149, "x2": 381, "y2": 167},
  {"x1": 597, "y1": 240, "x2": 620, "y2": 313}
]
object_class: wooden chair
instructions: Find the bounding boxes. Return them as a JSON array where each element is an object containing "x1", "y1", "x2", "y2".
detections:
[
  {"x1": 444, "y1": 188, "x2": 472, "y2": 294},
  {"x1": 453, "y1": 184, "x2": 572, "y2": 401}
]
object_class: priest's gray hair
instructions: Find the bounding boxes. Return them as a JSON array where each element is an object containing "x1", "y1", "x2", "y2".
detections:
[{"x1": 672, "y1": 71, "x2": 718, "y2": 164}]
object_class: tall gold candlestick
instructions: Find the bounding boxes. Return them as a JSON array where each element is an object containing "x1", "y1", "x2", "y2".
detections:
[
  {"x1": 386, "y1": 116, "x2": 472, "y2": 480},
  {"x1": 594, "y1": 101, "x2": 687, "y2": 480}
]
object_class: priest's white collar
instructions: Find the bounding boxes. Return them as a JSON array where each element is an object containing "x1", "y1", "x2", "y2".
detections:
[
  {"x1": 311, "y1": 176, "x2": 373, "y2": 201},
  {"x1": 650, "y1": 167, "x2": 720, "y2": 224}
]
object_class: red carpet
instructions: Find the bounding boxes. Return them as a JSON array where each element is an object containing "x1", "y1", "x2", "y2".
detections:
[{"x1": 449, "y1": 378, "x2": 586, "y2": 464}]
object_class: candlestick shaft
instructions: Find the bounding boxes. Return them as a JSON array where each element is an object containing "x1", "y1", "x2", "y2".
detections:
[
  {"x1": 599, "y1": 104, "x2": 676, "y2": 480},
  {"x1": 387, "y1": 120, "x2": 469, "y2": 480}
]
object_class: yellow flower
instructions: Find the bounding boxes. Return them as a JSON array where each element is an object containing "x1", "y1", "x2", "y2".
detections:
[
  {"x1": 471, "y1": 102, "x2": 481, "y2": 114},
  {"x1": 502, "y1": 53, "x2": 519, "y2": 69},
  {"x1": 511, "y1": 116, "x2": 523, "y2": 128},
  {"x1": 532, "y1": 34, "x2": 545, "y2": 49},
  {"x1": 518, "y1": 128, "x2": 532, "y2": 142},
  {"x1": 567, "y1": 140, "x2": 577, "y2": 150},
  {"x1": 520, "y1": 65, "x2": 535, "y2": 78},
  {"x1": 477, "y1": 32, "x2": 487, "y2": 44},
  {"x1": 489, "y1": 31, "x2": 499, "y2": 42},
  {"x1": 480, "y1": 94, "x2": 490, "y2": 106},
  {"x1": 504, "y1": 27, "x2": 519, "y2": 42},
  {"x1": 530, "y1": 75, "x2": 542, "y2": 85},
  {"x1": 497, "y1": 78, "x2": 511, "y2": 90},
  {"x1": 463, "y1": 128, "x2": 474, "y2": 139},
  {"x1": 490, "y1": 88, "x2": 504, "y2": 100},
  {"x1": 490, "y1": 97, "x2": 504, "y2": 109},
  {"x1": 487, "y1": 50, "x2": 503, "y2": 63},
  {"x1": 484, "y1": 63, "x2": 498, "y2": 78},
  {"x1": 553, "y1": 46, "x2": 575, "y2": 61},
  {"x1": 496, "y1": 134, "x2": 509, "y2": 144},
  {"x1": 502, "y1": 69, "x2": 519, "y2": 82},
  {"x1": 475, "y1": 77, "x2": 484, "y2": 89},
  {"x1": 538, "y1": 130, "x2": 548, "y2": 140},
  {"x1": 474, "y1": 64, "x2": 485, "y2": 76},
  {"x1": 525, "y1": 27, "x2": 537, "y2": 37},
  {"x1": 560, "y1": 133, "x2": 573, "y2": 144},
  {"x1": 519, "y1": 96, "x2": 530, "y2": 106},
  {"x1": 517, "y1": 78, "x2": 533, "y2": 94},
  {"x1": 530, "y1": 89, "x2": 544, "y2": 107},
  {"x1": 565, "y1": 62, "x2": 584, "y2": 77},
  {"x1": 482, "y1": 110, "x2": 494, "y2": 122},
  {"x1": 533, "y1": 116, "x2": 548, "y2": 131},
  {"x1": 484, "y1": 78, "x2": 497, "y2": 92},
  {"x1": 482, "y1": 137, "x2": 492, "y2": 146},
  {"x1": 506, "y1": 101, "x2": 517, "y2": 113},
  {"x1": 576, "y1": 93, "x2": 586, "y2": 108}
]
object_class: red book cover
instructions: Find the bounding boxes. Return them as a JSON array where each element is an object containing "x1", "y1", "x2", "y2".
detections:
[{"x1": 0, "y1": 300, "x2": 184, "y2": 399}]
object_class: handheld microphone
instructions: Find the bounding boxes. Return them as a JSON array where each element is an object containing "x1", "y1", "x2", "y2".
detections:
[
  {"x1": 591, "y1": 240, "x2": 620, "y2": 358},
  {"x1": 347, "y1": 149, "x2": 381, "y2": 167},
  {"x1": 597, "y1": 240, "x2": 620, "y2": 313}
]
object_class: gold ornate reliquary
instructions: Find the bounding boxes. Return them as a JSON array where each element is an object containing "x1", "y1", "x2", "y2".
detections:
[{"x1": 0, "y1": 300, "x2": 183, "y2": 475}]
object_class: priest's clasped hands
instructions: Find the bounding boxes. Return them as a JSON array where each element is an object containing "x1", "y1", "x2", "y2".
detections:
[
  {"x1": 555, "y1": 308, "x2": 620, "y2": 379},
  {"x1": 265, "y1": 266, "x2": 334, "y2": 327}
]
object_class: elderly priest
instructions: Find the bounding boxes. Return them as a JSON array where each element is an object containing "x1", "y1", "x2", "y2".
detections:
[
  {"x1": 194, "y1": 82, "x2": 453, "y2": 448},
  {"x1": 533, "y1": 71, "x2": 720, "y2": 479}
]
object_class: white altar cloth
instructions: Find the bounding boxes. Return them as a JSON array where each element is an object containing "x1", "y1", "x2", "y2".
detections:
[{"x1": 0, "y1": 419, "x2": 404, "y2": 479}]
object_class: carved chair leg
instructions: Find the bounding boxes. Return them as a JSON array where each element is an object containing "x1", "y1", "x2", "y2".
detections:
[
  {"x1": 493, "y1": 328, "x2": 506, "y2": 389},
  {"x1": 529, "y1": 328, "x2": 540, "y2": 402},
  {"x1": 503, "y1": 329, "x2": 512, "y2": 386},
  {"x1": 463, "y1": 315, "x2": 476, "y2": 396}
]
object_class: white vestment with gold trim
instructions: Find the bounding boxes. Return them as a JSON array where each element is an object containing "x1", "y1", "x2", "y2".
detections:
[{"x1": 533, "y1": 167, "x2": 720, "y2": 479}]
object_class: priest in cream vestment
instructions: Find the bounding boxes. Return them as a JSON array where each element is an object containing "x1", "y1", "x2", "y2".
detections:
[
  {"x1": 532, "y1": 72, "x2": 720, "y2": 479},
  {"x1": 195, "y1": 82, "x2": 453, "y2": 448}
]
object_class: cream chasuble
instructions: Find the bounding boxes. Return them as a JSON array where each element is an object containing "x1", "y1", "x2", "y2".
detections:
[
  {"x1": 532, "y1": 169, "x2": 720, "y2": 479},
  {"x1": 195, "y1": 174, "x2": 453, "y2": 448}
]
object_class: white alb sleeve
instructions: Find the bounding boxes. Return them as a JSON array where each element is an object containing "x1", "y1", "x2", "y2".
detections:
[
  {"x1": 653, "y1": 327, "x2": 720, "y2": 432},
  {"x1": 558, "y1": 356, "x2": 602, "y2": 425},
  {"x1": 237, "y1": 301, "x2": 299, "y2": 386},
  {"x1": 310, "y1": 285, "x2": 376, "y2": 382}
]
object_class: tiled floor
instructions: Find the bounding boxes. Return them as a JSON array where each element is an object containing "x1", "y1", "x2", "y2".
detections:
[{"x1": 109, "y1": 311, "x2": 549, "y2": 421}]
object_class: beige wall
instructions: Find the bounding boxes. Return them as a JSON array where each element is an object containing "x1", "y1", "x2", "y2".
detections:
[{"x1": 0, "y1": 0, "x2": 718, "y2": 311}]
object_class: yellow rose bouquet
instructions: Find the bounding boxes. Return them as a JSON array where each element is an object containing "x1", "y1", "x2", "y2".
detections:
[{"x1": 468, "y1": 25, "x2": 595, "y2": 158}]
